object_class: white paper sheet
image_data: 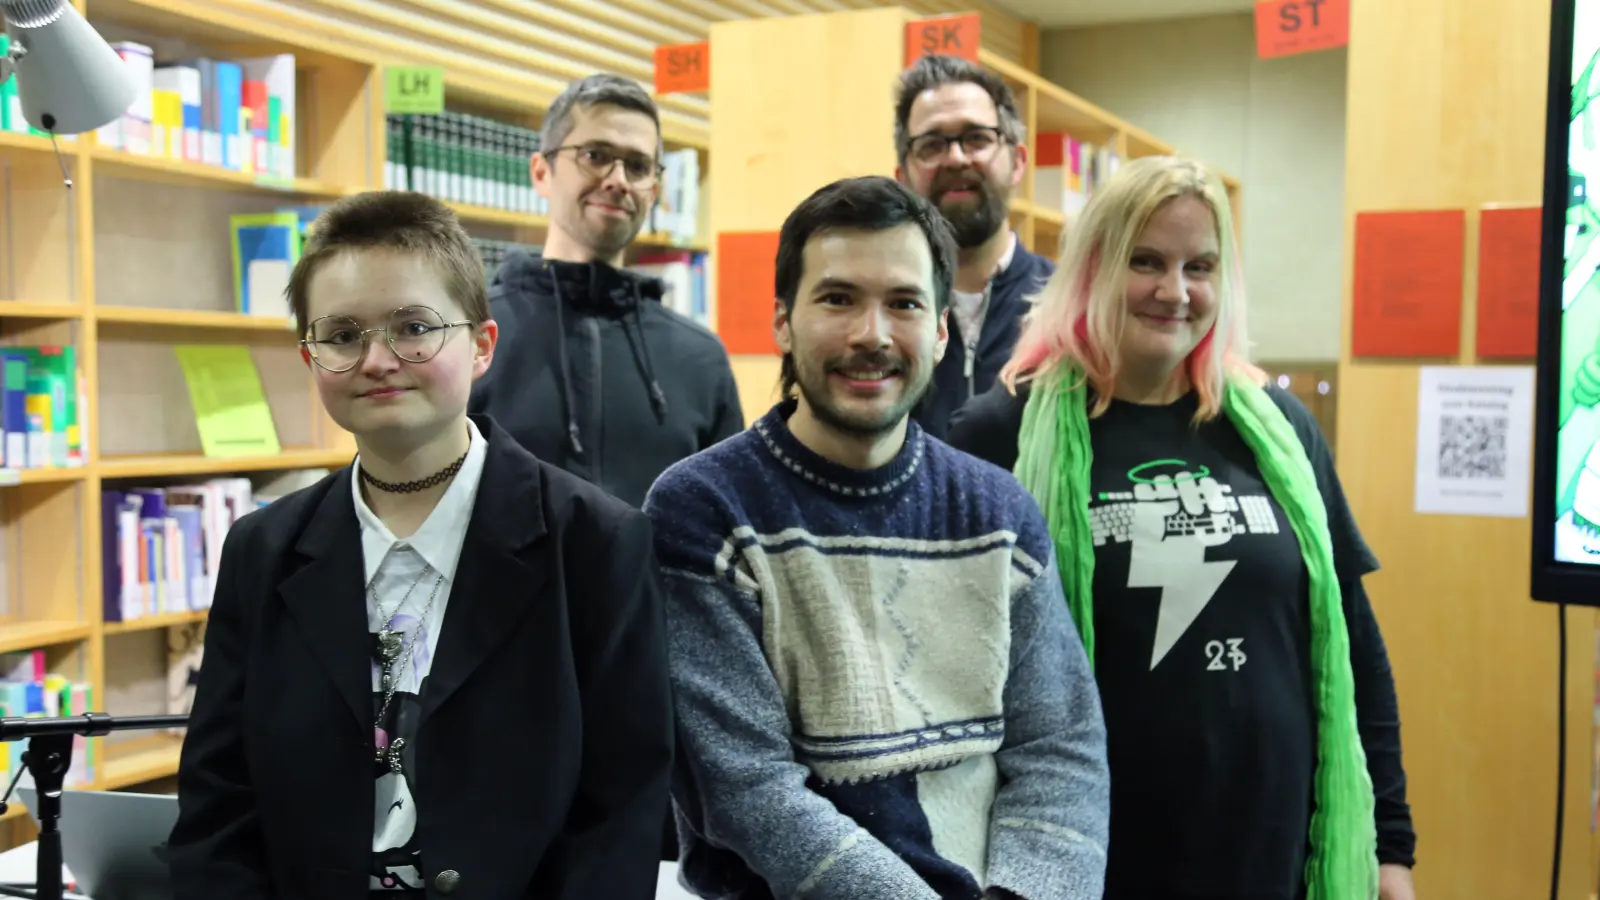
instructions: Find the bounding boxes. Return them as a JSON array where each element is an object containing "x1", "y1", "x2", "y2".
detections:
[{"x1": 1414, "y1": 365, "x2": 1535, "y2": 517}]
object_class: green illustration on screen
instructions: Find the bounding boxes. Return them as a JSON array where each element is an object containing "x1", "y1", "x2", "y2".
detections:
[{"x1": 1555, "y1": 10, "x2": 1600, "y2": 564}]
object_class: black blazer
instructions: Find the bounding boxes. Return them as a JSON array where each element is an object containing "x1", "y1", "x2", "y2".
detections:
[{"x1": 168, "y1": 414, "x2": 674, "y2": 900}]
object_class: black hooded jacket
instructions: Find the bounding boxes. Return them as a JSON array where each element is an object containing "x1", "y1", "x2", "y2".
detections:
[
  {"x1": 469, "y1": 249, "x2": 744, "y2": 509},
  {"x1": 914, "y1": 239, "x2": 1055, "y2": 440}
]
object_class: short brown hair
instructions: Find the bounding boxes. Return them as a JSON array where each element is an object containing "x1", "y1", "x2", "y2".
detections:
[
  {"x1": 286, "y1": 191, "x2": 489, "y2": 337},
  {"x1": 894, "y1": 54, "x2": 1025, "y2": 166},
  {"x1": 540, "y1": 73, "x2": 663, "y2": 163}
]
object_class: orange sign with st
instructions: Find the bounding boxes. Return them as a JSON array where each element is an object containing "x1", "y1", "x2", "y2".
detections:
[
  {"x1": 655, "y1": 41, "x2": 709, "y2": 95},
  {"x1": 905, "y1": 14, "x2": 981, "y2": 69},
  {"x1": 1255, "y1": 0, "x2": 1349, "y2": 59}
]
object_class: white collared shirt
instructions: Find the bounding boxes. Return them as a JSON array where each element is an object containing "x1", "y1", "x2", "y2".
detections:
[
  {"x1": 950, "y1": 230, "x2": 1018, "y2": 344},
  {"x1": 352, "y1": 417, "x2": 488, "y2": 892}
]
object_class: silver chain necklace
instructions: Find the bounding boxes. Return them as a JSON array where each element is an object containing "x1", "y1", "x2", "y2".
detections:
[{"x1": 371, "y1": 566, "x2": 445, "y2": 774}]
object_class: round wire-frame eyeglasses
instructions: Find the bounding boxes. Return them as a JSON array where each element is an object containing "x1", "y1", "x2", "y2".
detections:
[{"x1": 300, "y1": 305, "x2": 474, "y2": 373}]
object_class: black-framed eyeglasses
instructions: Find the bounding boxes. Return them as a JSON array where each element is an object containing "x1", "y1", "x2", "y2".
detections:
[
  {"x1": 301, "y1": 305, "x2": 473, "y2": 373},
  {"x1": 906, "y1": 126, "x2": 1007, "y2": 164},
  {"x1": 548, "y1": 142, "x2": 665, "y2": 186}
]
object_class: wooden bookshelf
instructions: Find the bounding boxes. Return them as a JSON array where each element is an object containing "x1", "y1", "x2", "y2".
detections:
[
  {"x1": 99, "y1": 733, "x2": 185, "y2": 791},
  {"x1": 707, "y1": 6, "x2": 1243, "y2": 425},
  {"x1": 0, "y1": 303, "x2": 86, "y2": 320},
  {"x1": 0, "y1": 0, "x2": 725, "y2": 815},
  {"x1": 90, "y1": 144, "x2": 350, "y2": 197}
]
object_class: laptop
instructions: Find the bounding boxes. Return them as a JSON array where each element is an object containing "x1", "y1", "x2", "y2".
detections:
[{"x1": 15, "y1": 787, "x2": 176, "y2": 900}]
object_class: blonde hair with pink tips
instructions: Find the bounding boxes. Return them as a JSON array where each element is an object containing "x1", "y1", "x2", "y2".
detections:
[{"x1": 999, "y1": 155, "x2": 1261, "y2": 422}]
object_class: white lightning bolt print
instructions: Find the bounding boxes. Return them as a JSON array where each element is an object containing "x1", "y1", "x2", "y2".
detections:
[{"x1": 1123, "y1": 471, "x2": 1239, "y2": 670}]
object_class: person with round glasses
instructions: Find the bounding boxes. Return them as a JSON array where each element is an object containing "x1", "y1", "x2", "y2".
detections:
[
  {"x1": 301, "y1": 305, "x2": 475, "y2": 374},
  {"x1": 471, "y1": 73, "x2": 744, "y2": 523},
  {"x1": 169, "y1": 190, "x2": 675, "y2": 900}
]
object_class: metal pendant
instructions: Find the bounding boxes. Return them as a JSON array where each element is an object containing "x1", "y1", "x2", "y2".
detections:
[
  {"x1": 377, "y1": 629, "x2": 403, "y2": 663},
  {"x1": 374, "y1": 736, "x2": 405, "y2": 773},
  {"x1": 381, "y1": 669, "x2": 393, "y2": 694}
]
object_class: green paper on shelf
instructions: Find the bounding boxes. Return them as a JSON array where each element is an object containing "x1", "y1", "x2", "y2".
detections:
[
  {"x1": 173, "y1": 345, "x2": 282, "y2": 459},
  {"x1": 385, "y1": 66, "x2": 445, "y2": 114}
]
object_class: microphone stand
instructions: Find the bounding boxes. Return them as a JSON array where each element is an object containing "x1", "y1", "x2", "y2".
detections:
[{"x1": 0, "y1": 713, "x2": 189, "y2": 900}]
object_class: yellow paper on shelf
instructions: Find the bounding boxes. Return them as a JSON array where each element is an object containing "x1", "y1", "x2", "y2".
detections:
[{"x1": 173, "y1": 345, "x2": 281, "y2": 458}]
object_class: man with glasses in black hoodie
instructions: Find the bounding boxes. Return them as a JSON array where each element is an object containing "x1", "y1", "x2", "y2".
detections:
[{"x1": 471, "y1": 73, "x2": 743, "y2": 512}]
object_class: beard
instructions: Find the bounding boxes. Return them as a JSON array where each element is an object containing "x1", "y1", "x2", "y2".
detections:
[
  {"x1": 792, "y1": 348, "x2": 931, "y2": 438},
  {"x1": 931, "y1": 171, "x2": 1011, "y2": 248}
]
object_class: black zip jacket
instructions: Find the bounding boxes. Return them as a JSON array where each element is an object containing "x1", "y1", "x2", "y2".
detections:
[
  {"x1": 469, "y1": 249, "x2": 744, "y2": 510},
  {"x1": 913, "y1": 238, "x2": 1055, "y2": 440}
]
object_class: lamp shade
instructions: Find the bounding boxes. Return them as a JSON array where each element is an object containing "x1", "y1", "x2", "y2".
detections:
[{"x1": 3, "y1": 0, "x2": 133, "y2": 134}]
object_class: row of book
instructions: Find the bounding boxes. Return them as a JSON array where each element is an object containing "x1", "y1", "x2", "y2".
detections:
[
  {"x1": 383, "y1": 111, "x2": 702, "y2": 246},
  {"x1": 102, "y1": 478, "x2": 283, "y2": 625},
  {"x1": 386, "y1": 113, "x2": 545, "y2": 217},
  {"x1": 474, "y1": 237, "x2": 543, "y2": 276},
  {"x1": 632, "y1": 250, "x2": 711, "y2": 328},
  {"x1": 95, "y1": 42, "x2": 297, "y2": 181},
  {"x1": 0, "y1": 345, "x2": 85, "y2": 471},
  {"x1": 1035, "y1": 133, "x2": 1122, "y2": 220},
  {"x1": 0, "y1": 650, "x2": 95, "y2": 790},
  {"x1": 229, "y1": 207, "x2": 710, "y2": 326}
]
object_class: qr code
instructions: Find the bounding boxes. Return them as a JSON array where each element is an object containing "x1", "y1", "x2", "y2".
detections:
[{"x1": 1437, "y1": 414, "x2": 1509, "y2": 479}]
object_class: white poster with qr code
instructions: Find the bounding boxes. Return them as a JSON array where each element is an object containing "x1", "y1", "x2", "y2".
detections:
[{"x1": 1414, "y1": 365, "x2": 1535, "y2": 517}]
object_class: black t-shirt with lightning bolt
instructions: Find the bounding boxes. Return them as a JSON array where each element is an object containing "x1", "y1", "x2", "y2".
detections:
[{"x1": 948, "y1": 383, "x2": 1413, "y2": 900}]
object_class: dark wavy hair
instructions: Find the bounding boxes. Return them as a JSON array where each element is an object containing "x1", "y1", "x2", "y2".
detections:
[{"x1": 774, "y1": 175, "x2": 957, "y2": 398}]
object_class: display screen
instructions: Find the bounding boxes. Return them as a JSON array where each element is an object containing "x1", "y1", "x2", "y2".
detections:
[{"x1": 1554, "y1": 0, "x2": 1600, "y2": 565}]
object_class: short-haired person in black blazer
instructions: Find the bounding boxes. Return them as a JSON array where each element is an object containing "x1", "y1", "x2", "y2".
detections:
[{"x1": 167, "y1": 190, "x2": 674, "y2": 900}]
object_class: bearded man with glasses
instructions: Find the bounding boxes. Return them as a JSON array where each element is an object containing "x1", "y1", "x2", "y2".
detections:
[
  {"x1": 470, "y1": 73, "x2": 743, "y2": 517},
  {"x1": 893, "y1": 54, "x2": 1057, "y2": 440}
]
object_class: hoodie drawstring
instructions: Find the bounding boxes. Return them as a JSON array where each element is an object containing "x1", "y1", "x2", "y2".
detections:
[
  {"x1": 546, "y1": 273, "x2": 585, "y2": 457},
  {"x1": 624, "y1": 283, "x2": 669, "y2": 423},
  {"x1": 543, "y1": 263, "x2": 669, "y2": 457}
]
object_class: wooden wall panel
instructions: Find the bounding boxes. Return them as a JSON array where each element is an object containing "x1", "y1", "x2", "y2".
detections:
[{"x1": 1338, "y1": 0, "x2": 1590, "y2": 897}]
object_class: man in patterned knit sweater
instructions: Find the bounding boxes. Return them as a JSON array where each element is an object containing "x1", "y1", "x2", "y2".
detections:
[{"x1": 643, "y1": 176, "x2": 1109, "y2": 900}]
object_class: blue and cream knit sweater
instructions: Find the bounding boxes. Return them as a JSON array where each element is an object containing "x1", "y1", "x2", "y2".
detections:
[{"x1": 643, "y1": 400, "x2": 1110, "y2": 900}]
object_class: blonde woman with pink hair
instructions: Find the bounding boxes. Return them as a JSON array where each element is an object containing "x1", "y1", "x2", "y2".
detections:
[{"x1": 947, "y1": 156, "x2": 1416, "y2": 900}]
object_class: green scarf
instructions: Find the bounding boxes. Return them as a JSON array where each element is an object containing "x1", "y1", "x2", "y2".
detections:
[{"x1": 1014, "y1": 368, "x2": 1378, "y2": 900}]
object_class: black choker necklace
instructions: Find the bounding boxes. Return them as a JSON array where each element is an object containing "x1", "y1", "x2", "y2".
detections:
[{"x1": 360, "y1": 448, "x2": 469, "y2": 494}]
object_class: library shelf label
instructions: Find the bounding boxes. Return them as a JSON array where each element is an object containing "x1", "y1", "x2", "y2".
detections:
[
  {"x1": 904, "y1": 13, "x2": 981, "y2": 69},
  {"x1": 655, "y1": 42, "x2": 709, "y2": 96},
  {"x1": 385, "y1": 66, "x2": 446, "y2": 115},
  {"x1": 1254, "y1": 0, "x2": 1350, "y2": 60}
]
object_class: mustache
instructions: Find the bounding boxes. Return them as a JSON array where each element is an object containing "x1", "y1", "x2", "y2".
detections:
[
  {"x1": 585, "y1": 190, "x2": 637, "y2": 213},
  {"x1": 933, "y1": 173, "x2": 987, "y2": 198},
  {"x1": 830, "y1": 352, "x2": 904, "y2": 373}
]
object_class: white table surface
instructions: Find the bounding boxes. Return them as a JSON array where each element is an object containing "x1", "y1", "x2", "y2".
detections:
[
  {"x1": 0, "y1": 840, "x2": 84, "y2": 896},
  {"x1": 0, "y1": 842, "x2": 698, "y2": 900}
]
